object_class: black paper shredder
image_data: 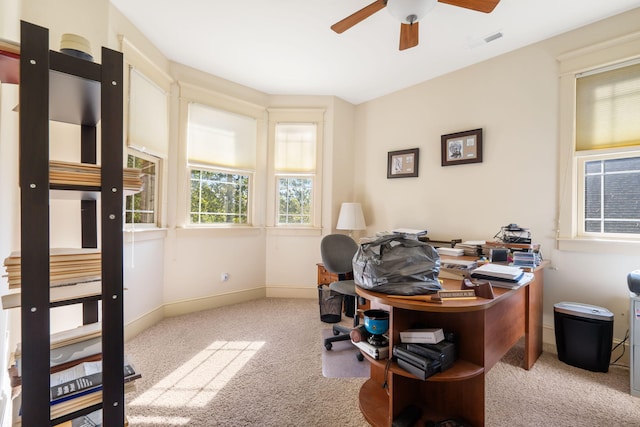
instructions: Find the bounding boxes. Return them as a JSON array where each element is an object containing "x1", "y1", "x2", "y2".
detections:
[{"x1": 554, "y1": 302, "x2": 613, "y2": 372}]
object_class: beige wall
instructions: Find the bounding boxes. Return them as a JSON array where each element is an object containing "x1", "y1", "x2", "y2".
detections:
[
  {"x1": 3, "y1": 2, "x2": 640, "y2": 373},
  {"x1": 354, "y1": 8, "x2": 640, "y2": 343}
]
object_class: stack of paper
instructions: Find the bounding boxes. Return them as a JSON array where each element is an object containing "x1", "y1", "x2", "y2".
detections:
[
  {"x1": 470, "y1": 263, "x2": 524, "y2": 282},
  {"x1": 49, "y1": 160, "x2": 143, "y2": 193},
  {"x1": 455, "y1": 241, "x2": 485, "y2": 257},
  {"x1": 3, "y1": 248, "x2": 101, "y2": 289},
  {"x1": 438, "y1": 258, "x2": 477, "y2": 280}
]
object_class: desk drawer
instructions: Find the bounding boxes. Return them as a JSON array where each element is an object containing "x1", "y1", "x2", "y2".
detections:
[{"x1": 317, "y1": 263, "x2": 352, "y2": 285}]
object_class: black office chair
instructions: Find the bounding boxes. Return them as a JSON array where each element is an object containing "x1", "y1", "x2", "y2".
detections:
[{"x1": 320, "y1": 234, "x2": 362, "y2": 357}]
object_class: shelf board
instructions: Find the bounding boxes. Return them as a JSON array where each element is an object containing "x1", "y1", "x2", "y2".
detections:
[
  {"x1": 1, "y1": 280, "x2": 102, "y2": 310},
  {"x1": 49, "y1": 71, "x2": 100, "y2": 126},
  {"x1": 365, "y1": 355, "x2": 484, "y2": 382},
  {"x1": 358, "y1": 379, "x2": 390, "y2": 426}
]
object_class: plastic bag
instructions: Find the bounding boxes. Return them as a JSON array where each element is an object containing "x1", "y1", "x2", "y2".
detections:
[{"x1": 352, "y1": 235, "x2": 442, "y2": 295}]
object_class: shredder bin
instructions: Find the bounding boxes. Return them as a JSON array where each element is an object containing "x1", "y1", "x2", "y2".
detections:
[{"x1": 554, "y1": 302, "x2": 613, "y2": 372}]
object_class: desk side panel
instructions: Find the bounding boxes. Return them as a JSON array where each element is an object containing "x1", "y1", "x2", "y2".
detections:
[
  {"x1": 524, "y1": 270, "x2": 544, "y2": 369},
  {"x1": 485, "y1": 288, "x2": 526, "y2": 370}
]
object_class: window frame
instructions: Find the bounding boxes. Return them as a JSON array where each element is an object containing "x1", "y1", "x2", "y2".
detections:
[
  {"x1": 177, "y1": 82, "x2": 266, "y2": 229},
  {"x1": 125, "y1": 149, "x2": 161, "y2": 230},
  {"x1": 557, "y1": 31, "x2": 640, "y2": 253},
  {"x1": 120, "y1": 36, "x2": 172, "y2": 231},
  {"x1": 267, "y1": 109, "x2": 324, "y2": 231}
]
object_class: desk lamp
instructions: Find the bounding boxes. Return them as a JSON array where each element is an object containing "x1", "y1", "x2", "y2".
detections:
[{"x1": 336, "y1": 202, "x2": 366, "y2": 238}]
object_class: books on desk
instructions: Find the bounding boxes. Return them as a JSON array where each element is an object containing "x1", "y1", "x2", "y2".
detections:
[
  {"x1": 470, "y1": 263, "x2": 535, "y2": 289},
  {"x1": 439, "y1": 258, "x2": 477, "y2": 280},
  {"x1": 470, "y1": 263, "x2": 524, "y2": 281}
]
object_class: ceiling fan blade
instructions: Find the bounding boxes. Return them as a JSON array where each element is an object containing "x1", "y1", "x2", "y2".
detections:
[
  {"x1": 331, "y1": 0, "x2": 387, "y2": 34},
  {"x1": 438, "y1": 0, "x2": 500, "y2": 13},
  {"x1": 399, "y1": 22, "x2": 419, "y2": 51}
]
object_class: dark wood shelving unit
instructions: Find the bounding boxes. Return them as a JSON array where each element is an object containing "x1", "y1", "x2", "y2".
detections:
[{"x1": 18, "y1": 20, "x2": 124, "y2": 426}]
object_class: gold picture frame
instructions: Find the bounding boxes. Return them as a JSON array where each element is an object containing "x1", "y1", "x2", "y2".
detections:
[
  {"x1": 441, "y1": 128, "x2": 483, "y2": 166},
  {"x1": 387, "y1": 148, "x2": 419, "y2": 178}
]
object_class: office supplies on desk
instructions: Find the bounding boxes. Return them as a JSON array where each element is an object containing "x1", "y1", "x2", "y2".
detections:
[{"x1": 471, "y1": 263, "x2": 524, "y2": 282}]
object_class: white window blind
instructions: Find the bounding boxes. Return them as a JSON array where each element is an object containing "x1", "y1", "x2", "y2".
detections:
[
  {"x1": 187, "y1": 103, "x2": 257, "y2": 169},
  {"x1": 128, "y1": 68, "x2": 169, "y2": 158},
  {"x1": 576, "y1": 62, "x2": 640, "y2": 151},
  {"x1": 275, "y1": 123, "x2": 316, "y2": 172}
]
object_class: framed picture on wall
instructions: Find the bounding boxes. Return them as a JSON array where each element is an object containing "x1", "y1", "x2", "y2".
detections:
[
  {"x1": 387, "y1": 148, "x2": 419, "y2": 178},
  {"x1": 441, "y1": 128, "x2": 483, "y2": 166}
]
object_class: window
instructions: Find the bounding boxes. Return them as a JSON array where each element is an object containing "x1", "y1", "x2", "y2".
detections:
[
  {"x1": 575, "y1": 61, "x2": 640, "y2": 237},
  {"x1": 266, "y1": 109, "x2": 324, "y2": 230},
  {"x1": 278, "y1": 176, "x2": 312, "y2": 224},
  {"x1": 580, "y1": 153, "x2": 640, "y2": 235},
  {"x1": 557, "y1": 33, "x2": 640, "y2": 252},
  {"x1": 125, "y1": 151, "x2": 159, "y2": 227},
  {"x1": 187, "y1": 103, "x2": 256, "y2": 226},
  {"x1": 274, "y1": 123, "x2": 317, "y2": 226},
  {"x1": 189, "y1": 168, "x2": 249, "y2": 224}
]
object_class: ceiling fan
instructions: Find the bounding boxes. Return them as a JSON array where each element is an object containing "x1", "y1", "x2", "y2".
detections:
[{"x1": 331, "y1": 0, "x2": 501, "y2": 51}]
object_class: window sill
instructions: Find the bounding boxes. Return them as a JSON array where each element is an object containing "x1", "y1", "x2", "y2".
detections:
[
  {"x1": 124, "y1": 227, "x2": 168, "y2": 243},
  {"x1": 557, "y1": 237, "x2": 640, "y2": 255}
]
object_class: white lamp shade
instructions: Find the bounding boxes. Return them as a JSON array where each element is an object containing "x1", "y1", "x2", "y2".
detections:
[
  {"x1": 387, "y1": 0, "x2": 437, "y2": 24},
  {"x1": 336, "y1": 203, "x2": 366, "y2": 231}
]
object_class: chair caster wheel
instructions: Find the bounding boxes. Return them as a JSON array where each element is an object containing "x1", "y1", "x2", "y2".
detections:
[
  {"x1": 356, "y1": 353, "x2": 364, "y2": 362},
  {"x1": 325, "y1": 343, "x2": 332, "y2": 351}
]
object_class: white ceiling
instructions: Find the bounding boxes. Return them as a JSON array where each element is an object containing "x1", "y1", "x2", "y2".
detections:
[{"x1": 109, "y1": 0, "x2": 640, "y2": 105}]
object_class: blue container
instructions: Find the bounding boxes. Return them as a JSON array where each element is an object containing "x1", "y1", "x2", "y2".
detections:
[{"x1": 363, "y1": 309, "x2": 389, "y2": 335}]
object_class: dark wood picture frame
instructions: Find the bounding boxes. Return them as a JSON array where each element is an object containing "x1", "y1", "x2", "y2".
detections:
[
  {"x1": 387, "y1": 148, "x2": 419, "y2": 178},
  {"x1": 441, "y1": 128, "x2": 483, "y2": 166}
]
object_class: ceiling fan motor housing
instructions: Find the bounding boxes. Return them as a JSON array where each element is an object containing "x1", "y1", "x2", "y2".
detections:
[{"x1": 387, "y1": 0, "x2": 437, "y2": 24}]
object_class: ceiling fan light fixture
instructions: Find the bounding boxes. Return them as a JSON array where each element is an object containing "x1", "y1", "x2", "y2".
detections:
[{"x1": 387, "y1": 0, "x2": 437, "y2": 24}]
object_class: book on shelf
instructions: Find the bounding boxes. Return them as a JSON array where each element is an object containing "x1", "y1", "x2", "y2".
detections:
[
  {"x1": 54, "y1": 408, "x2": 102, "y2": 427},
  {"x1": 14, "y1": 322, "x2": 102, "y2": 376},
  {"x1": 3, "y1": 248, "x2": 101, "y2": 289},
  {"x1": 49, "y1": 381, "x2": 137, "y2": 420},
  {"x1": 49, "y1": 160, "x2": 143, "y2": 193},
  {"x1": 50, "y1": 359, "x2": 141, "y2": 403}
]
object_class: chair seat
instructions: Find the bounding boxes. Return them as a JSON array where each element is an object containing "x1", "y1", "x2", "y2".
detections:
[{"x1": 329, "y1": 279, "x2": 357, "y2": 297}]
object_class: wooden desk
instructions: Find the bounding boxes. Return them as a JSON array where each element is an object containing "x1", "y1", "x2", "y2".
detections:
[{"x1": 355, "y1": 264, "x2": 545, "y2": 427}]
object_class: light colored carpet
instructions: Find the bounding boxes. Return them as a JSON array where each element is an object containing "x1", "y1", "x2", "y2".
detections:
[{"x1": 124, "y1": 298, "x2": 640, "y2": 427}]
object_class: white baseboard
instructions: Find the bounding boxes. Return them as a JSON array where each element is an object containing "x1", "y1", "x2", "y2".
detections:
[
  {"x1": 124, "y1": 287, "x2": 266, "y2": 342},
  {"x1": 265, "y1": 285, "x2": 317, "y2": 299}
]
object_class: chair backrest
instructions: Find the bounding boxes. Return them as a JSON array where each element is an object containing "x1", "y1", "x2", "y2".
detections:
[{"x1": 321, "y1": 234, "x2": 358, "y2": 275}]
